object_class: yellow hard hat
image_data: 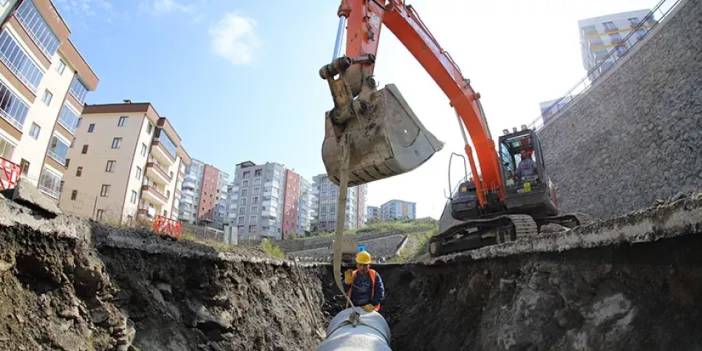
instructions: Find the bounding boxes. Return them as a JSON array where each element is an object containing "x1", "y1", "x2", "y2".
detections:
[{"x1": 356, "y1": 251, "x2": 372, "y2": 264}]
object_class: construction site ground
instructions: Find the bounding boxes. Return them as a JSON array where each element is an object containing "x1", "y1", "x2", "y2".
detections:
[{"x1": 0, "y1": 189, "x2": 701, "y2": 350}]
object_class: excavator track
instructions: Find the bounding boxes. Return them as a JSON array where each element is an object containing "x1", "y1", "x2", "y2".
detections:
[{"x1": 429, "y1": 214, "x2": 538, "y2": 257}]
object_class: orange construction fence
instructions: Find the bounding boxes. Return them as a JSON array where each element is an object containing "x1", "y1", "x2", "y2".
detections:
[
  {"x1": 152, "y1": 215, "x2": 182, "y2": 240},
  {"x1": 0, "y1": 157, "x2": 21, "y2": 191}
]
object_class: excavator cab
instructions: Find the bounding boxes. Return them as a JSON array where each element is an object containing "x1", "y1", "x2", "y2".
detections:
[
  {"x1": 322, "y1": 84, "x2": 444, "y2": 187},
  {"x1": 498, "y1": 128, "x2": 558, "y2": 217}
]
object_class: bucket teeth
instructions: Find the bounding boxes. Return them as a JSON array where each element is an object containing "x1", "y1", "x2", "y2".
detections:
[{"x1": 322, "y1": 84, "x2": 443, "y2": 187}]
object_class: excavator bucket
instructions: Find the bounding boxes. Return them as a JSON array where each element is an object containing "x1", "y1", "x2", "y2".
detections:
[{"x1": 322, "y1": 84, "x2": 443, "y2": 186}]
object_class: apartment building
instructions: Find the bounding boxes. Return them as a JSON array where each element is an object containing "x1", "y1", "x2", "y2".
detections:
[
  {"x1": 179, "y1": 159, "x2": 203, "y2": 223},
  {"x1": 0, "y1": 0, "x2": 98, "y2": 199},
  {"x1": 312, "y1": 174, "x2": 367, "y2": 232},
  {"x1": 297, "y1": 177, "x2": 316, "y2": 235},
  {"x1": 366, "y1": 206, "x2": 380, "y2": 223},
  {"x1": 178, "y1": 159, "x2": 229, "y2": 227},
  {"x1": 227, "y1": 161, "x2": 286, "y2": 241},
  {"x1": 579, "y1": 10, "x2": 654, "y2": 79},
  {"x1": 380, "y1": 199, "x2": 416, "y2": 221},
  {"x1": 58, "y1": 102, "x2": 191, "y2": 224},
  {"x1": 226, "y1": 161, "x2": 316, "y2": 241}
]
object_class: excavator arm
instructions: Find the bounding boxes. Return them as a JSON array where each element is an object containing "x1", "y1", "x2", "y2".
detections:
[{"x1": 320, "y1": 0, "x2": 504, "y2": 208}]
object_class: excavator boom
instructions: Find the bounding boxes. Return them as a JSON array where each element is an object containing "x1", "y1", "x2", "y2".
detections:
[{"x1": 320, "y1": 0, "x2": 504, "y2": 208}]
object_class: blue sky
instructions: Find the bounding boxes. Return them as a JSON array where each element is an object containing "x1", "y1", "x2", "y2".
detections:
[{"x1": 55, "y1": 0, "x2": 654, "y2": 217}]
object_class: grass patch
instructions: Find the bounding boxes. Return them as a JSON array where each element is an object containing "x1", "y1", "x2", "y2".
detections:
[
  {"x1": 260, "y1": 238, "x2": 285, "y2": 259},
  {"x1": 388, "y1": 227, "x2": 437, "y2": 263}
]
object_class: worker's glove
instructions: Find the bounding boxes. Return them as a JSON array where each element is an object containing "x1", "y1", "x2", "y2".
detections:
[
  {"x1": 362, "y1": 304, "x2": 375, "y2": 312},
  {"x1": 343, "y1": 269, "x2": 353, "y2": 285}
]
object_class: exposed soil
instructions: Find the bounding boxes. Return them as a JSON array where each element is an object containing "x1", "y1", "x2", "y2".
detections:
[{"x1": 1, "y1": 192, "x2": 701, "y2": 350}]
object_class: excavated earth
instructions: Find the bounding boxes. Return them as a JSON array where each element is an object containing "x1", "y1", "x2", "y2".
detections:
[{"x1": 1, "y1": 191, "x2": 701, "y2": 350}]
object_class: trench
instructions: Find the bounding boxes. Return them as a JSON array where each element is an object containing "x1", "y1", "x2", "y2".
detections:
[{"x1": 1, "y1": 193, "x2": 701, "y2": 350}]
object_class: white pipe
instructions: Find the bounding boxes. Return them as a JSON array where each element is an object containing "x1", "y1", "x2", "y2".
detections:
[{"x1": 316, "y1": 308, "x2": 392, "y2": 351}]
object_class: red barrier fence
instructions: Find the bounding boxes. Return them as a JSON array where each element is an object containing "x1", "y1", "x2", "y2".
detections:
[
  {"x1": 152, "y1": 215, "x2": 182, "y2": 240},
  {"x1": 0, "y1": 157, "x2": 21, "y2": 191}
]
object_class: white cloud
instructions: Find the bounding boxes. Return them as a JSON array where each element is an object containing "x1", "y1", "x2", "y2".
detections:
[
  {"x1": 149, "y1": 0, "x2": 194, "y2": 14},
  {"x1": 208, "y1": 13, "x2": 262, "y2": 65}
]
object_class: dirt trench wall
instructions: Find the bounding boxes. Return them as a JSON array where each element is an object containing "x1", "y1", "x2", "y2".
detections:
[
  {"x1": 93, "y1": 226, "x2": 329, "y2": 351},
  {"x1": 377, "y1": 238, "x2": 702, "y2": 349},
  {"x1": 537, "y1": 0, "x2": 702, "y2": 219}
]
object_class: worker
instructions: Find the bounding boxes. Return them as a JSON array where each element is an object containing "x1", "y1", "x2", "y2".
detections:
[
  {"x1": 343, "y1": 251, "x2": 385, "y2": 312},
  {"x1": 515, "y1": 149, "x2": 536, "y2": 180}
]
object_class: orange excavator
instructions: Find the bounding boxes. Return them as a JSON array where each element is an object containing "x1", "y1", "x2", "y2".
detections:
[{"x1": 320, "y1": 0, "x2": 583, "y2": 257}]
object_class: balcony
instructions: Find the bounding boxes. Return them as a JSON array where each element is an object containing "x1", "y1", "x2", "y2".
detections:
[
  {"x1": 150, "y1": 140, "x2": 176, "y2": 165},
  {"x1": 141, "y1": 184, "x2": 168, "y2": 206},
  {"x1": 146, "y1": 162, "x2": 172, "y2": 185}
]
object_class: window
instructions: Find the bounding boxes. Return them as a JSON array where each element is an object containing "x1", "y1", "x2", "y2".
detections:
[
  {"x1": 248, "y1": 225, "x2": 257, "y2": 232},
  {"x1": 242, "y1": 180, "x2": 249, "y2": 187},
  {"x1": 241, "y1": 189, "x2": 247, "y2": 197},
  {"x1": 58, "y1": 104, "x2": 80, "y2": 134},
  {"x1": 241, "y1": 198, "x2": 247, "y2": 206},
  {"x1": 581, "y1": 25, "x2": 597, "y2": 35},
  {"x1": 627, "y1": 17, "x2": 640, "y2": 27},
  {"x1": 157, "y1": 131, "x2": 177, "y2": 158},
  {"x1": 29, "y1": 123, "x2": 40, "y2": 139},
  {"x1": 105, "y1": 160, "x2": 116, "y2": 173},
  {"x1": 243, "y1": 171, "x2": 250, "y2": 179},
  {"x1": 254, "y1": 186, "x2": 260, "y2": 194},
  {"x1": 96, "y1": 209, "x2": 105, "y2": 221},
  {"x1": 0, "y1": 30, "x2": 43, "y2": 91},
  {"x1": 166, "y1": 190, "x2": 170, "y2": 199},
  {"x1": 0, "y1": 136, "x2": 15, "y2": 159},
  {"x1": 41, "y1": 90, "x2": 53, "y2": 105},
  {"x1": 238, "y1": 207, "x2": 245, "y2": 215},
  {"x1": 65, "y1": 158, "x2": 70, "y2": 167},
  {"x1": 250, "y1": 215, "x2": 257, "y2": 222},
  {"x1": 254, "y1": 169, "x2": 262, "y2": 176},
  {"x1": 81, "y1": 144, "x2": 88, "y2": 154},
  {"x1": 70, "y1": 190, "x2": 77, "y2": 200},
  {"x1": 0, "y1": 81, "x2": 30, "y2": 129},
  {"x1": 19, "y1": 159, "x2": 29, "y2": 175},
  {"x1": 69, "y1": 76, "x2": 88, "y2": 104},
  {"x1": 118, "y1": 116, "x2": 128, "y2": 127},
  {"x1": 37, "y1": 168, "x2": 62, "y2": 198},
  {"x1": 76, "y1": 166, "x2": 82, "y2": 177},
  {"x1": 111, "y1": 137, "x2": 122, "y2": 149},
  {"x1": 56, "y1": 59, "x2": 66, "y2": 75},
  {"x1": 251, "y1": 206, "x2": 258, "y2": 213},
  {"x1": 141, "y1": 143, "x2": 147, "y2": 157},
  {"x1": 146, "y1": 123, "x2": 153, "y2": 134},
  {"x1": 100, "y1": 184, "x2": 110, "y2": 197},
  {"x1": 253, "y1": 196, "x2": 259, "y2": 203},
  {"x1": 48, "y1": 135, "x2": 69, "y2": 165},
  {"x1": 130, "y1": 190, "x2": 138, "y2": 204},
  {"x1": 15, "y1": 0, "x2": 60, "y2": 57},
  {"x1": 135, "y1": 166, "x2": 142, "y2": 180},
  {"x1": 602, "y1": 21, "x2": 618, "y2": 32},
  {"x1": 238, "y1": 216, "x2": 244, "y2": 224}
]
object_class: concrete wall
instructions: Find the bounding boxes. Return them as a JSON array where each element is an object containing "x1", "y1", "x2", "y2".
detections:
[{"x1": 538, "y1": 0, "x2": 702, "y2": 219}]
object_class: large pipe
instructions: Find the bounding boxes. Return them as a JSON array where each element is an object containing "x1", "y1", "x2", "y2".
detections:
[{"x1": 316, "y1": 308, "x2": 392, "y2": 351}]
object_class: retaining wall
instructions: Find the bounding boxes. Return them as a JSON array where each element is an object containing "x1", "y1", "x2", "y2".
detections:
[{"x1": 538, "y1": 0, "x2": 702, "y2": 218}]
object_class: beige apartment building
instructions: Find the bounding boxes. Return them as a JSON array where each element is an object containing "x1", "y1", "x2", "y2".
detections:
[
  {"x1": 0, "y1": 0, "x2": 98, "y2": 199},
  {"x1": 59, "y1": 102, "x2": 191, "y2": 224}
]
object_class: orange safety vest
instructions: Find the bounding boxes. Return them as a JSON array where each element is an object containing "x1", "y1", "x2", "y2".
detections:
[{"x1": 347, "y1": 269, "x2": 381, "y2": 311}]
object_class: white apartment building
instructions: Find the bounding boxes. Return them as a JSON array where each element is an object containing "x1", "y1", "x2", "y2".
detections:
[
  {"x1": 179, "y1": 159, "x2": 204, "y2": 223},
  {"x1": 380, "y1": 199, "x2": 416, "y2": 221},
  {"x1": 312, "y1": 174, "x2": 367, "y2": 232},
  {"x1": 59, "y1": 102, "x2": 191, "y2": 224},
  {"x1": 227, "y1": 161, "x2": 287, "y2": 241},
  {"x1": 0, "y1": 0, "x2": 98, "y2": 200},
  {"x1": 579, "y1": 10, "x2": 654, "y2": 78}
]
